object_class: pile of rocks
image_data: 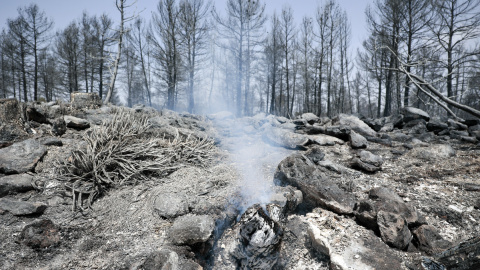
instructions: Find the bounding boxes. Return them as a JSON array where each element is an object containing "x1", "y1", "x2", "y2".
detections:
[{"x1": 1, "y1": 98, "x2": 479, "y2": 270}]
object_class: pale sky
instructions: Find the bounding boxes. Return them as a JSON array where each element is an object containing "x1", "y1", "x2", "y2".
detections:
[{"x1": 0, "y1": 0, "x2": 371, "y2": 53}]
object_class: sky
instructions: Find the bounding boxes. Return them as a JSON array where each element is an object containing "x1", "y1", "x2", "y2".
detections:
[{"x1": 0, "y1": 0, "x2": 371, "y2": 53}]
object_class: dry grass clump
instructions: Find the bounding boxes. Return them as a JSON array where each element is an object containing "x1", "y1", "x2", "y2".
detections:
[{"x1": 57, "y1": 108, "x2": 216, "y2": 211}]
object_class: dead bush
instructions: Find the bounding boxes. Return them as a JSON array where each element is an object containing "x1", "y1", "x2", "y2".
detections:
[{"x1": 56, "y1": 108, "x2": 216, "y2": 211}]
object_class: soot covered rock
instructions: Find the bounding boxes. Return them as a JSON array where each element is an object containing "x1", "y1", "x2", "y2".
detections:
[{"x1": 233, "y1": 204, "x2": 283, "y2": 270}]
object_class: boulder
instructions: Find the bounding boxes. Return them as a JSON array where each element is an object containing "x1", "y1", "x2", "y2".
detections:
[
  {"x1": 0, "y1": 138, "x2": 47, "y2": 174},
  {"x1": 412, "y1": 225, "x2": 451, "y2": 255},
  {"x1": 301, "y1": 113, "x2": 319, "y2": 124},
  {"x1": 51, "y1": 117, "x2": 67, "y2": 136},
  {"x1": 349, "y1": 130, "x2": 368, "y2": 149},
  {"x1": 304, "y1": 146, "x2": 325, "y2": 164},
  {"x1": 427, "y1": 118, "x2": 448, "y2": 134},
  {"x1": 19, "y1": 219, "x2": 61, "y2": 249},
  {"x1": 332, "y1": 114, "x2": 377, "y2": 137},
  {"x1": 64, "y1": 115, "x2": 90, "y2": 130},
  {"x1": 26, "y1": 106, "x2": 49, "y2": 124},
  {"x1": 0, "y1": 174, "x2": 34, "y2": 197},
  {"x1": 406, "y1": 120, "x2": 428, "y2": 135},
  {"x1": 0, "y1": 198, "x2": 47, "y2": 216},
  {"x1": 262, "y1": 126, "x2": 309, "y2": 149},
  {"x1": 70, "y1": 92, "x2": 102, "y2": 109},
  {"x1": 275, "y1": 153, "x2": 356, "y2": 214},
  {"x1": 402, "y1": 107, "x2": 430, "y2": 123},
  {"x1": 363, "y1": 117, "x2": 385, "y2": 132},
  {"x1": 168, "y1": 214, "x2": 215, "y2": 246},
  {"x1": 153, "y1": 192, "x2": 189, "y2": 219},
  {"x1": 352, "y1": 150, "x2": 383, "y2": 173},
  {"x1": 377, "y1": 210, "x2": 412, "y2": 250},
  {"x1": 354, "y1": 187, "x2": 420, "y2": 243},
  {"x1": 307, "y1": 209, "x2": 404, "y2": 270},
  {"x1": 308, "y1": 134, "x2": 344, "y2": 146}
]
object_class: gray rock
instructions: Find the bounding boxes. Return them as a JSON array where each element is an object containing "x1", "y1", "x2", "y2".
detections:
[
  {"x1": 0, "y1": 198, "x2": 47, "y2": 216},
  {"x1": 262, "y1": 126, "x2": 309, "y2": 149},
  {"x1": 349, "y1": 130, "x2": 368, "y2": 149},
  {"x1": 407, "y1": 120, "x2": 428, "y2": 135},
  {"x1": 0, "y1": 139, "x2": 47, "y2": 174},
  {"x1": 137, "y1": 249, "x2": 179, "y2": 270},
  {"x1": 390, "y1": 132, "x2": 412, "y2": 142},
  {"x1": 40, "y1": 137, "x2": 63, "y2": 146},
  {"x1": 26, "y1": 106, "x2": 49, "y2": 124},
  {"x1": 0, "y1": 174, "x2": 34, "y2": 197},
  {"x1": 413, "y1": 225, "x2": 451, "y2": 255},
  {"x1": 369, "y1": 186, "x2": 403, "y2": 203},
  {"x1": 332, "y1": 114, "x2": 377, "y2": 137},
  {"x1": 301, "y1": 113, "x2": 319, "y2": 124},
  {"x1": 403, "y1": 107, "x2": 430, "y2": 122},
  {"x1": 19, "y1": 219, "x2": 61, "y2": 249},
  {"x1": 51, "y1": 117, "x2": 66, "y2": 136},
  {"x1": 377, "y1": 210, "x2": 412, "y2": 250},
  {"x1": 363, "y1": 117, "x2": 385, "y2": 132},
  {"x1": 353, "y1": 150, "x2": 383, "y2": 173},
  {"x1": 168, "y1": 214, "x2": 215, "y2": 245},
  {"x1": 307, "y1": 209, "x2": 404, "y2": 270},
  {"x1": 64, "y1": 115, "x2": 90, "y2": 130},
  {"x1": 153, "y1": 192, "x2": 189, "y2": 219},
  {"x1": 304, "y1": 146, "x2": 325, "y2": 164},
  {"x1": 380, "y1": 122, "x2": 394, "y2": 132},
  {"x1": 427, "y1": 118, "x2": 448, "y2": 134},
  {"x1": 354, "y1": 187, "x2": 420, "y2": 238},
  {"x1": 275, "y1": 153, "x2": 356, "y2": 214}
]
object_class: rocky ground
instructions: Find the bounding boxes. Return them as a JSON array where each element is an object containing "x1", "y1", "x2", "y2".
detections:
[{"x1": 0, "y1": 96, "x2": 479, "y2": 270}]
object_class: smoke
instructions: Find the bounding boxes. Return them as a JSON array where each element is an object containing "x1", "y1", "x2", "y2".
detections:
[{"x1": 211, "y1": 114, "x2": 292, "y2": 215}]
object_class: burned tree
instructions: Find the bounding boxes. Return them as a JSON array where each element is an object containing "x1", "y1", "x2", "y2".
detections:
[
  {"x1": 104, "y1": 0, "x2": 137, "y2": 104},
  {"x1": 151, "y1": 0, "x2": 181, "y2": 110},
  {"x1": 213, "y1": 0, "x2": 266, "y2": 117}
]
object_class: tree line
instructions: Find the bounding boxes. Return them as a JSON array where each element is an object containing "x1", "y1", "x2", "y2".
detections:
[{"x1": 0, "y1": 0, "x2": 479, "y2": 119}]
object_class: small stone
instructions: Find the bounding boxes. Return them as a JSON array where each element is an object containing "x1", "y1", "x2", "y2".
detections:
[
  {"x1": 448, "y1": 205, "x2": 463, "y2": 213},
  {"x1": 0, "y1": 174, "x2": 34, "y2": 197},
  {"x1": 168, "y1": 214, "x2": 215, "y2": 245},
  {"x1": 19, "y1": 219, "x2": 61, "y2": 249},
  {"x1": 153, "y1": 192, "x2": 189, "y2": 219},
  {"x1": 64, "y1": 115, "x2": 90, "y2": 130},
  {"x1": 0, "y1": 198, "x2": 47, "y2": 216},
  {"x1": 51, "y1": 117, "x2": 66, "y2": 136}
]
